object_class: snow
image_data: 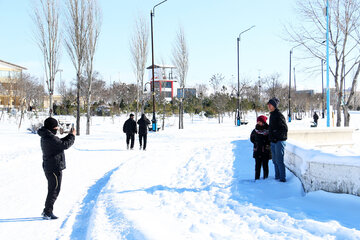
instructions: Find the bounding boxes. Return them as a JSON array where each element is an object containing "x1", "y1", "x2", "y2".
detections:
[{"x1": 0, "y1": 112, "x2": 360, "y2": 240}]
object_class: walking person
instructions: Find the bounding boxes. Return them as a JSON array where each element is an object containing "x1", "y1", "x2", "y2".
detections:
[
  {"x1": 123, "y1": 113, "x2": 137, "y2": 150},
  {"x1": 267, "y1": 97, "x2": 288, "y2": 182},
  {"x1": 313, "y1": 112, "x2": 319, "y2": 127},
  {"x1": 250, "y1": 115, "x2": 272, "y2": 180},
  {"x1": 137, "y1": 113, "x2": 151, "y2": 150},
  {"x1": 37, "y1": 117, "x2": 75, "y2": 220}
]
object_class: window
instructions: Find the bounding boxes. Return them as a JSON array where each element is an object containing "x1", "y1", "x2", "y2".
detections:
[{"x1": 165, "y1": 92, "x2": 172, "y2": 98}]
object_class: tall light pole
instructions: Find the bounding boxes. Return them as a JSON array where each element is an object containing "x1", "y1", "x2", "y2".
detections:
[
  {"x1": 326, "y1": 0, "x2": 330, "y2": 127},
  {"x1": 236, "y1": 25, "x2": 255, "y2": 126},
  {"x1": 150, "y1": 0, "x2": 167, "y2": 131},
  {"x1": 321, "y1": 59, "x2": 325, "y2": 118},
  {"x1": 288, "y1": 43, "x2": 302, "y2": 123}
]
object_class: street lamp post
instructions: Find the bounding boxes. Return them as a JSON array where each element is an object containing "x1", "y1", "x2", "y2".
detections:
[
  {"x1": 321, "y1": 59, "x2": 325, "y2": 118},
  {"x1": 326, "y1": 0, "x2": 330, "y2": 127},
  {"x1": 236, "y1": 25, "x2": 255, "y2": 126},
  {"x1": 150, "y1": 0, "x2": 167, "y2": 132},
  {"x1": 288, "y1": 43, "x2": 302, "y2": 123}
]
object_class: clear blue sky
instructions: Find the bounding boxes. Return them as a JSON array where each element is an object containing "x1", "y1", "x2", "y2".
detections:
[{"x1": 0, "y1": 0, "x2": 325, "y2": 92}]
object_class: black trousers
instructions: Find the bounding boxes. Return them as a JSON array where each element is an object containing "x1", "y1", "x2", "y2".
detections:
[
  {"x1": 139, "y1": 133, "x2": 148, "y2": 150},
  {"x1": 255, "y1": 157, "x2": 269, "y2": 180},
  {"x1": 126, "y1": 133, "x2": 135, "y2": 149},
  {"x1": 44, "y1": 171, "x2": 62, "y2": 214}
]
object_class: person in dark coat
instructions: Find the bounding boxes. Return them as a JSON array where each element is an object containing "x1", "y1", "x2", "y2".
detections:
[
  {"x1": 37, "y1": 117, "x2": 75, "y2": 220},
  {"x1": 123, "y1": 113, "x2": 137, "y2": 150},
  {"x1": 250, "y1": 115, "x2": 272, "y2": 180},
  {"x1": 137, "y1": 113, "x2": 151, "y2": 150},
  {"x1": 313, "y1": 112, "x2": 319, "y2": 127},
  {"x1": 267, "y1": 97, "x2": 288, "y2": 182}
]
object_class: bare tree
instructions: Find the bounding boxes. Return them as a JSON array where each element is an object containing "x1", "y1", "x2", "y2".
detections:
[
  {"x1": 33, "y1": 0, "x2": 61, "y2": 116},
  {"x1": 286, "y1": 0, "x2": 360, "y2": 126},
  {"x1": 130, "y1": 16, "x2": 149, "y2": 120},
  {"x1": 84, "y1": 0, "x2": 102, "y2": 135},
  {"x1": 264, "y1": 73, "x2": 282, "y2": 98},
  {"x1": 172, "y1": 27, "x2": 189, "y2": 129},
  {"x1": 65, "y1": 0, "x2": 89, "y2": 135},
  {"x1": 209, "y1": 73, "x2": 225, "y2": 123},
  {"x1": 16, "y1": 74, "x2": 45, "y2": 128}
]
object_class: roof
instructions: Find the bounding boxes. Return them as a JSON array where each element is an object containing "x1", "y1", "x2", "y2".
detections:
[
  {"x1": 0, "y1": 59, "x2": 27, "y2": 72},
  {"x1": 146, "y1": 64, "x2": 176, "y2": 69}
]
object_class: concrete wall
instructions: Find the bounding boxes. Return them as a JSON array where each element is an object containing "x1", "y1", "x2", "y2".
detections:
[
  {"x1": 287, "y1": 127, "x2": 354, "y2": 147},
  {"x1": 285, "y1": 141, "x2": 360, "y2": 196}
]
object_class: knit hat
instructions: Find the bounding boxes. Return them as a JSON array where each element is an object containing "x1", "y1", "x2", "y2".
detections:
[
  {"x1": 130, "y1": 113, "x2": 134, "y2": 117},
  {"x1": 257, "y1": 115, "x2": 268, "y2": 124},
  {"x1": 267, "y1": 97, "x2": 279, "y2": 109},
  {"x1": 44, "y1": 117, "x2": 58, "y2": 130}
]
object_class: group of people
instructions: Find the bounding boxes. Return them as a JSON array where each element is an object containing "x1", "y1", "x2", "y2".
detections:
[
  {"x1": 250, "y1": 97, "x2": 288, "y2": 182},
  {"x1": 122, "y1": 113, "x2": 151, "y2": 150},
  {"x1": 37, "y1": 98, "x2": 287, "y2": 220}
]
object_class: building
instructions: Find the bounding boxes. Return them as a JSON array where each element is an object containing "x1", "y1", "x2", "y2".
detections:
[
  {"x1": 295, "y1": 90, "x2": 314, "y2": 96},
  {"x1": 146, "y1": 64, "x2": 176, "y2": 102},
  {"x1": 177, "y1": 88, "x2": 196, "y2": 99},
  {"x1": 43, "y1": 95, "x2": 63, "y2": 109},
  {"x1": 0, "y1": 59, "x2": 27, "y2": 109}
]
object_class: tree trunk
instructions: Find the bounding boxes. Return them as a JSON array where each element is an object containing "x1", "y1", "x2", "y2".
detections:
[
  {"x1": 179, "y1": 100, "x2": 181, "y2": 129},
  {"x1": 86, "y1": 93, "x2": 91, "y2": 135},
  {"x1": 135, "y1": 86, "x2": 139, "y2": 122},
  {"x1": 49, "y1": 92, "x2": 53, "y2": 117},
  {"x1": 0, "y1": 108, "x2": 4, "y2": 121},
  {"x1": 76, "y1": 72, "x2": 81, "y2": 136},
  {"x1": 336, "y1": 96, "x2": 341, "y2": 127},
  {"x1": 18, "y1": 104, "x2": 25, "y2": 129},
  {"x1": 343, "y1": 106, "x2": 350, "y2": 127},
  {"x1": 179, "y1": 99, "x2": 184, "y2": 129},
  {"x1": 135, "y1": 104, "x2": 138, "y2": 122},
  {"x1": 162, "y1": 102, "x2": 165, "y2": 130}
]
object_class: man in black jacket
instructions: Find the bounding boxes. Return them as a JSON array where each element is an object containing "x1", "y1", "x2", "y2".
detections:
[
  {"x1": 313, "y1": 112, "x2": 319, "y2": 127},
  {"x1": 137, "y1": 114, "x2": 151, "y2": 150},
  {"x1": 123, "y1": 113, "x2": 137, "y2": 150},
  {"x1": 267, "y1": 97, "x2": 288, "y2": 182},
  {"x1": 38, "y1": 117, "x2": 75, "y2": 220}
]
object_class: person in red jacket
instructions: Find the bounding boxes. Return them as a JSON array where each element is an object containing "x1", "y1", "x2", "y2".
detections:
[
  {"x1": 250, "y1": 115, "x2": 272, "y2": 180},
  {"x1": 38, "y1": 117, "x2": 75, "y2": 220}
]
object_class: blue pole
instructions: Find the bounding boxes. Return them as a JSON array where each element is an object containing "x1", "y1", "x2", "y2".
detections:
[{"x1": 326, "y1": 0, "x2": 330, "y2": 127}]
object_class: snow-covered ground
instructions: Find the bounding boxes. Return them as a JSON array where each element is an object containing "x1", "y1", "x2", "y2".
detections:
[{"x1": 0, "y1": 112, "x2": 359, "y2": 240}]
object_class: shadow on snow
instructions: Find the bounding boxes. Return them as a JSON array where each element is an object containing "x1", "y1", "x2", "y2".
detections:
[
  {"x1": 73, "y1": 147, "x2": 124, "y2": 152},
  {"x1": 117, "y1": 183, "x2": 227, "y2": 195},
  {"x1": 0, "y1": 217, "x2": 45, "y2": 223},
  {"x1": 230, "y1": 139, "x2": 360, "y2": 230}
]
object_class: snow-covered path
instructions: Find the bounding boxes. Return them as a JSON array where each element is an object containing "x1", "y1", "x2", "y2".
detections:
[{"x1": 0, "y1": 116, "x2": 360, "y2": 240}]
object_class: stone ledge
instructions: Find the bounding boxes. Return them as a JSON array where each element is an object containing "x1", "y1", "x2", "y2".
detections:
[
  {"x1": 288, "y1": 128, "x2": 355, "y2": 147},
  {"x1": 285, "y1": 142, "x2": 360, "y2": 197}
]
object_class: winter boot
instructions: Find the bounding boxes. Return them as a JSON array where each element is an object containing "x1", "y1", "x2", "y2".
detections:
[{"x1": 42, "y1": 211, "x2": 58, "y2": 220}]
